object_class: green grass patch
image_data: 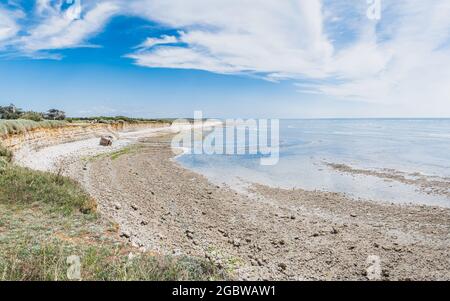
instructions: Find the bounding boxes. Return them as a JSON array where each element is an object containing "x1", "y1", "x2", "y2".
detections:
[
  {"x1": 109, "y1": 145, "x2": 145, "y2": 161},
  {"x1": 0, "y1": 165, "x2": 96, "y2": 215},
  {"x1": 0, "y1": 164, "x2": 225, "y2": 281}
]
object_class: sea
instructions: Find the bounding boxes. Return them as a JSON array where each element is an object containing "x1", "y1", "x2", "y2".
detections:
[{"x1": 177, "y1": 119, "x2": 450, "y2": 207}]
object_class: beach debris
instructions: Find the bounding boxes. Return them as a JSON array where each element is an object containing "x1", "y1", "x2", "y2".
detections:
[
  {"x1": 330, "y1": 227, "x2": 339, "y2": 235},
  {"x1": 173, "y1": 249, "x2": 183, "y2": 256},
  {"x1": 278, "y1": 263, "x2": 287, "y2": 271},
  {"x1": 120, "y1": 230, "x2": 131, "y2": 239},
  {"x1": 232, "y1": 239, "x2": 241, "y2": 247},
  {"x1": 99, "y1": 135, "x2": 113, "y2": 146},
  {"x1": 185, "y1": 229, "x2": 194, "y2": 239},
  {"x1": 218, "y1": 228, "x2": 229, "y2": 237},
  {"x1": 350, "y1": 213, "x2": 358, "y2": 218},
  {"x1": 131, "y1": 204, "x2": 139, "y2": 211},
  {"x1": 140, "y1": 220, "x2": 148, "y2": 226},
  {"x1": 131, "y1": 238, "x2": 144, "y2": 248},
  {"x1": 114, "y1": 203, "x2": 121, "y2": 210}
]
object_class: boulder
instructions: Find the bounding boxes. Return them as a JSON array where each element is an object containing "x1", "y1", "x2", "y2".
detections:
[{"x1": 100, "y1": 136, "x2": 113, "y2": 146}]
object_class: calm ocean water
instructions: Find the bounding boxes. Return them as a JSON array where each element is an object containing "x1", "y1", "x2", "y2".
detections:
[{"x1": 177, "y1": 119, "x2": 450, "y2": 207}]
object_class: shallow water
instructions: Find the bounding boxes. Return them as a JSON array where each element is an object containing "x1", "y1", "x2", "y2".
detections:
[{"x1": 177, "y1": 119, "x2": 450, "y2": 207}]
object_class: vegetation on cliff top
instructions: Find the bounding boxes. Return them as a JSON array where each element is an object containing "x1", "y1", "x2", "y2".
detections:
[
  {"x1": 0, "y1": 119, "x2": 67, "y2": 136},
  {"x1": 1, "y1": 104, "x2": 174, "y2": 133},
  {"x1": 0, "y1": 164, "x2": 224, "y2": 280},
  {"x1": 66, "y1": 116, "x2": 175, "y2": 124},
  {"x1": 0, "y1": 104, "x2": 65, "y2": 121}
]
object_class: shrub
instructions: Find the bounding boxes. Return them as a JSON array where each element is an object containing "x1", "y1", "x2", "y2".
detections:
[
  {"x1": 21, "y1": 111, "x2": 44, "y2": 122},
  {"x1": 0, "y1": 144, "x2": 12, "y2": 161}
]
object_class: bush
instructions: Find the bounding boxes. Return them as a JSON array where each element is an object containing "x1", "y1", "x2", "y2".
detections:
[
  {"x1": 21, "y1": 111, "x2": 44, "y2": 122},
  {"x1": 0, "y1": 144, "x2": 12, "y2": 162}
]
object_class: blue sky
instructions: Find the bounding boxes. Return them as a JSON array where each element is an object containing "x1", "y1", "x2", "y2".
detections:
[{"x1": 0, "y1": 1, "x2": 449, "y2": 118}]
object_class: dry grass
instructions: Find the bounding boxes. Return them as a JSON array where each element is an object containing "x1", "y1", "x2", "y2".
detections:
[{"x1": 0, "y1": 119, "x2": 67, "y2": 137}]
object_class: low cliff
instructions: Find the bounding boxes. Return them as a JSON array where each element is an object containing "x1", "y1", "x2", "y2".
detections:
[{"x1": 0, "y1": 121, "x2": 171, "y2": 155}]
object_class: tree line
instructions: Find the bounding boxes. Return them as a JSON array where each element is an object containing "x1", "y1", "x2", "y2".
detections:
[{"x1": 0, "y1": 104, "x2": 66, "y2": 121}]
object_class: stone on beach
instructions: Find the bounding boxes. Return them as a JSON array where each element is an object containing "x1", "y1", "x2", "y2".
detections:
[{"x1": 100, "y1": 136, "x2": 114, "y2": 146}]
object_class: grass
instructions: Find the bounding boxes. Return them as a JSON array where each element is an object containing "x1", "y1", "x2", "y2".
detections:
[
  {"x1": 0, "y1": 164, "x2": 225, "y2": 281},
  {"x1": 109, "y1": 145, "x2": 145, "y2": 161},
  {"x1": 0, "y1": 165, "x2": 96, "y2": 215},
  {"x1": 0, "y1": 119, "x2": 67, "y2": 136}
]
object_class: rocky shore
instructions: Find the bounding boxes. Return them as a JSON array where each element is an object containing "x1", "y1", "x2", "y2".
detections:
[{"x1": 64, "y1": 134, "x2": 450, "y2": 281}]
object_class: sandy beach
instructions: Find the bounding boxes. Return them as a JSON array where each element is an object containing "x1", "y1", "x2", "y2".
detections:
[{"x1": 14, "y1": 129, "x2": 446, "y2": 281}]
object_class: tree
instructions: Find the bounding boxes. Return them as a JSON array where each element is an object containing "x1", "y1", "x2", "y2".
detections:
[
  {"x1": 44, "y1": 109, "x2": 66, "y2": 120},
  {"x1": 0, "y1": 104, "x2": 23, "y2": 119}
]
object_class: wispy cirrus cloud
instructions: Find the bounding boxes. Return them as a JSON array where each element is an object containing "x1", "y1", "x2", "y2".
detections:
[
  {"x1": 0, "y1": 4, "x2": 23, "y2": 46},
  {"x1": 125, "y1": 0, "x2": 333, "y2": 79},
  {"x1": 19, "y1": 1, "x2": 119, "y2": 54},
  {"x1": 123, "y1": 0, "x2": 450, "y2": 111}
]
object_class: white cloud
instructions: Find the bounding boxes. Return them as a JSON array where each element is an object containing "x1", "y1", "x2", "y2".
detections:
[
  {"x1": 137, "y1": 35, "x2": 178, "y2": 49},
  {"x1": 19, "y1": 1, "x2": 119, "y2": 52},
  {"x1": 309, "y1": 0, "x2": 450, "y2": 108},
  {"x1": 0, "y1": 6, "x2": 22, "y2": 45},
  {"x1": 125, "y1": 0, "x2": 333, "y2": 78},
  {"x1": 123, "y1": 0, "x2": 450, "y2": 112}
]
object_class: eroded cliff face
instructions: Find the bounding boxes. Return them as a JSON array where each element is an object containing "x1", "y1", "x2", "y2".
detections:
[{"x1": 0, "y1": 122, "x2": 170, "y2": 153}]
